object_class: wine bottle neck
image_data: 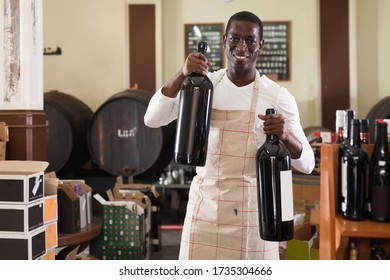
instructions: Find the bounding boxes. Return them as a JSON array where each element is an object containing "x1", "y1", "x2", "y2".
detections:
[
  {"x1": 267, "y1": 134, "x2": 279, "y2": 142},
  {"x1": 350, "y1": 120, "x2": 361, "y2": 147},
  {"x1": 375, "y1": 123, "x2": 389, "y2": 147},
  {"x1": 337, "y1": 128, "x2": 345, "y2": 143}
]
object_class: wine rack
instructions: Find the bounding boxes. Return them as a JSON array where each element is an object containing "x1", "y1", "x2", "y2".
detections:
[
  {"x1": 319, "y1": 143, "x2": 390, "y2": 259},
  {"x1": 256, "y1": 21, "x2": 290, "y2": 81}
]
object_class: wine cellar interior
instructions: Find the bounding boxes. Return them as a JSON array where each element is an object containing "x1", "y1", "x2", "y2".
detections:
[{"x1": 1, "y1": 0, "x2": 390, "y2": 269}]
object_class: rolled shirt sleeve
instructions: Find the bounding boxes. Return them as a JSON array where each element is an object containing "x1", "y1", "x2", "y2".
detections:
[
  {"x1": 144, "y1": 87, "x2": 180, "y2": 128},
  {"x1": 275, "y1": 88, "x2": 315, "y2": 174}
]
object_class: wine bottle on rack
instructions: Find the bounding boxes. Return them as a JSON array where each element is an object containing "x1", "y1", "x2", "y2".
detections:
[
  {"x1": 349, "y1": 241, "x2": 359, "y2": 260},
  {"x1": 360, "y1": 119, "x2": 370, "y2": 144},
  {"x1": 368, "y1": 120, "x2": 390, "y2": 221},
  {"x1": 256, "y1": 108, "x2": 294, "y2": 241},
  {"x1": 174, "y1": 41, "x2": 214, "y2": 166},
  {"x1": 338, "y1": 109, "x2": 355, "y2": 213},
  {"x1": 335, "y1": 110, "x2": 346, "y2": 143},
  {"x1": 340, "y1": 109, "x2": 355, "y2": 152},
  {"x1": 340, "y1": 119, "x2": 369, "y2": 220}
]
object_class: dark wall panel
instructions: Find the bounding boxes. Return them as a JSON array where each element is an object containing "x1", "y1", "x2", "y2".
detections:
[
  {"x1": 320, "y1": 0, "x2": 350, "y2": 130},
  {"x1": 129, "y1": 5, "x2": 156, "y2": 92}
]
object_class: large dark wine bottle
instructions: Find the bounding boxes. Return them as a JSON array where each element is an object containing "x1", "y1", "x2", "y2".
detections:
[
  {"x1": 340, "y1": 119, "x2": 369, "y2": 220},
  {"x1": 174, "y1": 41, "x2": 214, "y2": 166},
  {"x1": 368, "y1": 120, "x2": 390, "y2": 222},
  {"x1": 256, "y1": 108, "x2": 294, "y2": 241}
]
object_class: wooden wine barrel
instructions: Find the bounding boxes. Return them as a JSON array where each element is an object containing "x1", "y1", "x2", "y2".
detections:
[
  {"x1": 44, "y1": 90, "x2": 93, "y2": 175},
  {"x1": 87, "y1": 89, "x2": 176, "y2": 179},
  {"x1": 366, "y1": 96, "x2": 390, "y2": 143}
]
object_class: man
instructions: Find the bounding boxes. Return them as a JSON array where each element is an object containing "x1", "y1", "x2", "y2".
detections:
[{"x1": 144, "y1": 11, "x2": 314, "y2": 260}]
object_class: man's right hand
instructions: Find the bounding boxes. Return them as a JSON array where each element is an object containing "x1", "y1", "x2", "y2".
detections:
[{"x1": 182, "y1": 52, "x2": 212, "y2": 76}]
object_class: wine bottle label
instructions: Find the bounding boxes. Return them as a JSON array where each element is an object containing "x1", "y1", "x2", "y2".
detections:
[
  {"x1": 341, "y1": 159, "x2": 348, "y2": 212},
  {"x1": 280, "y1": 170, "x2": 293, "y2": 221}
]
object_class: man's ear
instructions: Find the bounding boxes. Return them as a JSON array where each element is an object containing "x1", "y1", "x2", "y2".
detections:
[
  {"x1": 222, "y1": 34, "x2": 227, "y2": 49},
  {"x1": 259, "y1": 39, "x2": 265, "y2": 52}
]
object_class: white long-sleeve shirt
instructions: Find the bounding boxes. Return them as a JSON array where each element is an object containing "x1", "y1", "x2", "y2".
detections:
[{"x1": 144, "y1": 69, "x2": 315, "y2": 174}]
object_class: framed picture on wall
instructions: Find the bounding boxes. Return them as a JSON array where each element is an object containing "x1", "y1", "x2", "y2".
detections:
[
  {"x1": 184, "y1": 23, "x2": 225, "y2": 72},
  {"x1": 257, "y1": 21, "x2": 291, "y2": 81}
]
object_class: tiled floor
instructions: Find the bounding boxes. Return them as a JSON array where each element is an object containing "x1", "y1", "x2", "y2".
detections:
[
  {"x1": 150, "y1": 229, "x2": 182, "y2": 260},
  {"x1": 149, "y1": 189, "x2": 186, "y2": 260}
]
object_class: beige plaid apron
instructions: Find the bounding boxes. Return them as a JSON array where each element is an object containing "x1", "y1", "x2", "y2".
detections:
[{"x1": 179, "y1": 71, "x2": 280, "y2": 260}]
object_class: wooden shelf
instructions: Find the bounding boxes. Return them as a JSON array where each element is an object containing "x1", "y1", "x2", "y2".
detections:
[
  {"x1": 335, "y1": 215, "x2": 390, "y2": 238},
  {"x1": 58, "y1": 216, "x2": 102, "y2": 247},
  {"x1": 56, "y1": 217, "x2": 102, "y2": 259},
  {"x1": 319, "y1": 143, "x2": 390, "y2": 260}
]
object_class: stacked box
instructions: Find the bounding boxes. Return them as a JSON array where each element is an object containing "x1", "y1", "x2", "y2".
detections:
[
  {"x1": 0, "y1": 226, "x2": 46, "y2": 260},
  {"x1": 57, "y1": 180, "x2": 92, "y2": 234},
  {"x1": 102, "y1": 204, "x2": 147, "y2": 260},
  {"x1": 0, "y1": 161, "x2": 49, "y2": 260},
  {"x1": 42, "y1": 175, "x2": 59, "y2": 260},
  {"x1": 114, "y1": 176, "x2": 160, "y2": 252},
  {"x1": 0, "y1": 199, "x2": 44, "y2": 233}
]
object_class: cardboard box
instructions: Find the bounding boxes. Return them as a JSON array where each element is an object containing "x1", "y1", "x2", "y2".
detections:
[
  {"x1": 287, "y1": 222, "x2": 319, "y2": 260},
  {"x1": 45, "y1": 221, "x2": 58, "y2": 250},
  {"x1": 94, "y1": 192, "x2": 151, "y2": 260},
  {"x1": 57, "y1": 185, "x2": 80, "y2": 234},
  {"x1": 59, "y1": 180, "x2": 92, "y2": 228},
  {"x1": 310, "y1": 202, "x2": 320, "y2": 226},
  {"x1": 102, "y1": 244, "x2": 147, "y2": 260},
  {"x1": 0, "y1": 161, "x2": 48, "y2": 204},
  {"x1": 43, "y1": 175, "x2": 58, "y2": 224},
  {"x1": 102, "y1": 203, "x2": 145, "y2": 247},
  {"x1": 0, "y1": 199, "x2": 44, "y2": 234},
  {"x1": 0, "y1": 122, "x2": 9, "y2": 142},
  {"x1": 41, "y1": 248, "x2": 55, "y2": 260},
  {"x1": 44, "y1": 195, "x2": 57, "y2": 223},
  {"x1": 0, "y1": 226, "x2": 46, "y2": 260},
  {"x1": 113, "y1": 177, "x2": 154, "y2": 234},
  {"x1": 0, "y1": 142, "x2": 6, "y2": 161}
]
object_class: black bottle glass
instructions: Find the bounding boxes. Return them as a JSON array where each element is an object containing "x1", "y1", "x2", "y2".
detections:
[
  {"x1": 368, "y1": 120, "x2": 390, "y2": 222},
  {"x1": 340, "y1": 119, "x2": 369, "y2": 220},
  {"x1": 256, "y1": 108, "x2": 294, "y2": 241},
  {"x1": 174, "y1": 41, "x2": 214, "y2": 166}
]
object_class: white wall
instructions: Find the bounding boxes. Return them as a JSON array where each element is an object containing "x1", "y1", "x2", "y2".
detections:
[
  {"x1": 1, "y1": 0, "x2": 43, "y2": 110},
  {"x1": 43, "y1": 0, "x2": 321, "y2": 128},
  {"x1": 42, "y1": 0, "x2": 390, "y2": 128},
  {"x1": 43, "y1": 0, "x2": 129, "y2": 111},
  {"x1": 356, "y1": 0, "x2": 390, "y2": 118},
  {"x1": 162, "y1": 0, "x2": 321, "y2": 128}
]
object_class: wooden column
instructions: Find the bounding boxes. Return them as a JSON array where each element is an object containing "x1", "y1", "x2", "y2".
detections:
[
  {"x1": 320, "y1": 0, "x2": 350, "y2": 130},
  {"x1": 129, "y1": 4, "x2": 156, "y2": 92},
  {"x1": 0, "y1": 0, "x2": 46, "y2": 161}
]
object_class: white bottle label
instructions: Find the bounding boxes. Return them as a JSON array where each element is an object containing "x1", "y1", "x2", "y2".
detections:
[
  {"x1": 341, "y1": 158, "x2": 347, "y2": 212},
  {"x1": 280, "y1": 170, "x2": 294, "y2": 221}
]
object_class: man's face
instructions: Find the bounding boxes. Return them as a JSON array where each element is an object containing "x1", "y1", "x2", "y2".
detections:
[{"x1": 223, "y1": 20, "x2": 263, "y2": 72}]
